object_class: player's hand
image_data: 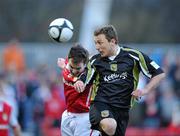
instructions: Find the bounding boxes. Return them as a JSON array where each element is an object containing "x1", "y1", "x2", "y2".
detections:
[
  {"x1": 131, "y1": 89, "x2": 143, "y2": 100},
  {"x1": 57, "y1": 58, "x2": 66, "y2": 69},
  {"x1": 74, "y1": 80, "x2": 85, "y2": 93}
]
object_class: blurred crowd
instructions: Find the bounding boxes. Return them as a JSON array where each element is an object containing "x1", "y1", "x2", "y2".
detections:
[
  {"x1": 0, "y1": 40, "x2": 66, "y2": 136},
  {"x1": 0, "y1": 40, "x2": 180, "y2": 136}
]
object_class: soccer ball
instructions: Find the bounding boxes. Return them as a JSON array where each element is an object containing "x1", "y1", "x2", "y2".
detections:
[{"x1": 48, "y1": 18, "x2": 74, "y2": 42}]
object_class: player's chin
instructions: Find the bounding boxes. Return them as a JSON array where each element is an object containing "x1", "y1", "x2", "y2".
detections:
[
  {"x1": 99, "y1": 52, "x2": 104, "y2": 57},
  {"x1": 100, "y1": 53, "x2": 107, "y2": 57}
]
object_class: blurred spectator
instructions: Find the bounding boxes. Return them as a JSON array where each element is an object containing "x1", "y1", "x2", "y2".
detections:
[
  {"x1": 167, "y1": 102, "x2": 180, "y2": 135},
  {"x1": 2, "y1": 39, "x2": 26, "y2": 74},
  {"x1": 169, "y1": 55, "x2": 180, "y2": 98},
  {"x1": 0, "y1": 76, "x2": 21, "y2": 136},
  {"x1": 44, "y1": 89, "x2": 65, "y2": 126},
  {"x1": 0, "y1": 72, "x2": 19, "y2": 118},
  {"x1": 159, "y1": 81, "x2": 179, "y2": 127},
  {"x1": 16, "y1": 68, "x2": 39, "y2": 135},
  {"x1": 141, "y1": 90, "x2": 160, "y2": 128}
]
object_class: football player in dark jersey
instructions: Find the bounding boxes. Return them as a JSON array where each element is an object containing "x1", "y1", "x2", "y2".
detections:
[{"x1": 74, "y1": 25, "x2": 165, "y2": 136}]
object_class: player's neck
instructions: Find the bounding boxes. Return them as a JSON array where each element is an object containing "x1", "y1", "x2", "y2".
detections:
[
  {"x1": 109, "y1": 45, "x2": 120, "y2": 60},
  {"x1": 112, "y1": 45, "x2": 120, "y2": 56}
]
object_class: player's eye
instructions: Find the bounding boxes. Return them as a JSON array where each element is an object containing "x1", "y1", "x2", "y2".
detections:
[
  {"x1": 98, "y1": 41, "x2": 103, "y2": 45},
  {"x1": 70, "y1": 65, "x2": 81, "y2": 70}
]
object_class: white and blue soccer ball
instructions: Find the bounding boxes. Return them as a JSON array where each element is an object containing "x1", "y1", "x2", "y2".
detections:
[{"x1": 48, "y1": 18, "x2": 74, "y2": 42}]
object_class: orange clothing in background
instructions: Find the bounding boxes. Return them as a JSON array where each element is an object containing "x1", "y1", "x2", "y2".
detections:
[{"x1": 2, "y1": 40, "x2": 25, "y2": 73}]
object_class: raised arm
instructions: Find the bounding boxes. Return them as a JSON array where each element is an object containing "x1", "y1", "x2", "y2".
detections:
[
  {"x1": 132, "y1": 72, "x2": 165, "y2": 97},
  {"x1": 130, "y1": 50, "x2": 165, "y2": 98}
]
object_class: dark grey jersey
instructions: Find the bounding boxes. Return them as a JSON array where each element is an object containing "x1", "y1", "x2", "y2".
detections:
[{"x1": 81, "y1": 46, "x2": 164, "y2": 109}]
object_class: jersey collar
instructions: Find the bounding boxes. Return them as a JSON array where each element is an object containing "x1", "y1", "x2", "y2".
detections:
[{"x1": 108, "y1": 45, "x2": 121, "y2": 61}]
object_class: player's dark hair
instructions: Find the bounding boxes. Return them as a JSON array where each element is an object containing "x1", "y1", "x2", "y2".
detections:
[
  {"x1": 94, "y1": 25, "x2": 118, "y2": 44},
  {"x1": 68, "y1": 43, "x2": 89, "y2": 64}
]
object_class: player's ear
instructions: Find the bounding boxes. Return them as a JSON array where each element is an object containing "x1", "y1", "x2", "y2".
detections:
[{"x1": 110, "y1": 38, "x2": 116, "y2": 44}]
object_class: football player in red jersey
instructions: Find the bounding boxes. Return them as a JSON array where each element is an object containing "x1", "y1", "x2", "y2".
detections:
[
  {"x1": 0, "y1": 77, "x2": 21, "y2": 136},
  {"x1": 57, "y1": 44, "x2": 99, "y2": 136}
]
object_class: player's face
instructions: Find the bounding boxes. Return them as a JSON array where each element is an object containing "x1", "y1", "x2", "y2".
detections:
[
  {"x1": 68, "y1": 58, "x2": 85, "y2": 76},
  {"x1": 94, "y1": 34, "x2": 116, "y2": 57}
]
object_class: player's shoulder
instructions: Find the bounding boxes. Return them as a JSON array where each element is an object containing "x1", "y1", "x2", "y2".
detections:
[
  {"x1": 121, "y1": 46, "x2": 139, "y2": 53},
  {"x1": 90, "y1": 53, "x2": 100, "y2": 59},
  {"x1": 3, "y1": 101, "x2": 12, "y2": 111},
  {"x1": 121, "y1": 46, "x2": 143, "y2": 59},
  {"x1": 89, "y1": 53, "x2": 101, "y2": 62}
]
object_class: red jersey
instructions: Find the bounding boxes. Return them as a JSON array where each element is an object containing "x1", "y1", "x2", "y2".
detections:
[
  {"x1": 0, "y1": 102, "x2": 12, "y2": 136},
  {"x1": 62, "y1": 62, "x2": 92, "y2": 113}
]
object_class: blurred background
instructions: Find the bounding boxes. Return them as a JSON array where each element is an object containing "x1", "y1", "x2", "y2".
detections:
[{"x1": 0, "y1": 0, "x2": 180, "y2": 136}]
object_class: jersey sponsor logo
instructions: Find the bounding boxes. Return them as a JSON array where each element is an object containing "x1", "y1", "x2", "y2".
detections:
[
  {"x1": 110, "y1": 64, "x2": 117, "y2": 71},
  {"x1": 104, "y1": 72, "x2": 127, "y2": 82},
  {"x1": 120, "y1": 72, "x2": 128, "y2": 79},
  {"x1": 101, "y1": 110, "x2": 109, "y2": 117}
]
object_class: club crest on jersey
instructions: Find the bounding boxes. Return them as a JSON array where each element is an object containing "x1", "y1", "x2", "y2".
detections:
[
  {"x1": 101, "y1": 110, "x2": 109, "y2": 117},
  {"x1": 110, "y1": 64, "x2": 117, "y2": 71}
]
